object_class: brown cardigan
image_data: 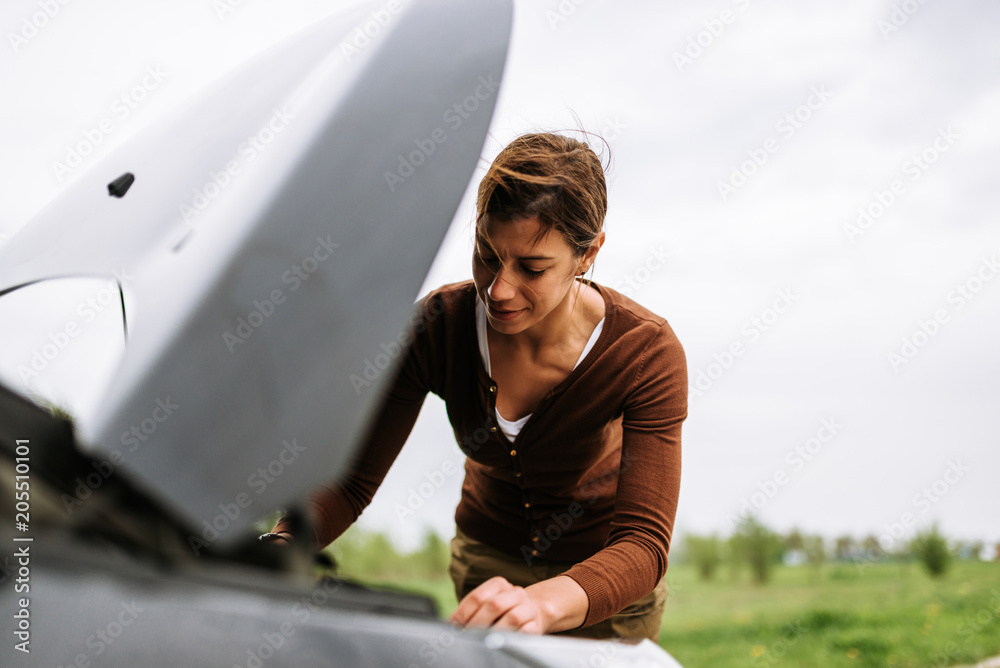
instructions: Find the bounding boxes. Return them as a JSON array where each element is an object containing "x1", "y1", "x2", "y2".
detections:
[{"x1": 277, "y1": 279, "x2": 687, "y2": 627}]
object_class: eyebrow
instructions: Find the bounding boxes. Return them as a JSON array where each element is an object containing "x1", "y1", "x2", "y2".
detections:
[{"x1": 479, "y1": 250, "x2": 554, "y2": 261}]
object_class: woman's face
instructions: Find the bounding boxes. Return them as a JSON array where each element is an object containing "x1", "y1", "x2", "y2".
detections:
[{"x1": 473, "y1": 215, "x2": 596, "y2": 336}]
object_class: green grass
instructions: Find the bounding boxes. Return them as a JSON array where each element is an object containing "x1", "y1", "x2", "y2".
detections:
[
  {"x1": 659, "y1": 560, "x2": 1000, "y2": 668},
  {"x1": 332, "y1": 546, "x2": 999, "y2": 668}
]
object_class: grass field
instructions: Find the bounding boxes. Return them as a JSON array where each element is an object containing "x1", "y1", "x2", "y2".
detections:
[
  {"x1": 341, "y1": 560, "x2": 1000, "y2": 668},
  {"x1": 658, "y1": 560, "x2": 1000, "y2": 668}
]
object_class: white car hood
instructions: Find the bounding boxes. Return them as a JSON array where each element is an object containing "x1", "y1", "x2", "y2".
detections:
[{"x1": 0, "y1": 0, "x2": 512, "y2": 544}]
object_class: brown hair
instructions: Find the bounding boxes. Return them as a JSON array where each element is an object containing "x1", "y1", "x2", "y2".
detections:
[{"x1": 475, "y1": 132, "x2": 608, "y2": 259}]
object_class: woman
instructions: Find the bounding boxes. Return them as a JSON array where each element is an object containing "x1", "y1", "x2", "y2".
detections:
[{"x1": 269, "y1": 132, "x2": 687, "y2": 640}]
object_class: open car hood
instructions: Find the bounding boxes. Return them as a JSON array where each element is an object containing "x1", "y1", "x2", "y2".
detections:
[{"x1": 0, "y1": 0, "x2": 512, "y2": 544}]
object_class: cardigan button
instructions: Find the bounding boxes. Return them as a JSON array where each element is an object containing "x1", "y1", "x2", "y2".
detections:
[
  {"x1": 524, "y1": 502, "x2": 531, "y2": 509},
  {"x1": 509, "y1": 449, "x2": 517, "y2": 457},
  {"x1": 514, "y1": 472, "x2": 522, "y2": 478},
  {"x1": 489, "y1": 385, "x2": 497, "y2": 393},
  {"x1": 490, "y1": 426, "x2": 497, "y2": 433},
  {"x1": 531, "y1": 549, "x2": 539, "y2": 557}
]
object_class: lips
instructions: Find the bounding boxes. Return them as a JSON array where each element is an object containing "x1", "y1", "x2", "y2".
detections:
[{"x1": 486, "y1": 302, "x2": 523, "y2": 321}]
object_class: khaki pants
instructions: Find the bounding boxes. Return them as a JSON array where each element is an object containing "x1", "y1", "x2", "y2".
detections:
[{"x1": 449, "y1": 529, "x2": 667, "y2": 641}]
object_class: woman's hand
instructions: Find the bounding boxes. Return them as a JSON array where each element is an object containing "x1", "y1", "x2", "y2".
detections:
[
  {"x1": 258, "y1": 531, "x2": 294, "y2": 545},
  {"x1": 448, "y1": 575, "x2": 588, "y2": 634},
  {"x1": 448, "y1": 577, "x2": 546, "y2": 633}
]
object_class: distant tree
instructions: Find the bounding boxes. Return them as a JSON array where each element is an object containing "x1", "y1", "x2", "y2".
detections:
[
  {"x1": 726, "y1": 534, "x2": 744, "y2": 582},
  {"x1": 412, "y1": 528, "x2": 449, "y2": 575},
  {"x1": 685, "y1": 534, "x2": 722, "y2": 581},
  {"x1": 329, "y1": 527, "x2": 454, "y2": 580},
  {"x1": 834, "y1": 535, "x2": 856, "y2": 561},
  {"x1": 364, "y1": 531, "x2": 402, "y2": 577},
  {"x1": 801, "y1": 534, "x2": 826, "y2": 582},
  {"x1": 803, "y1": 535, "x2": 826, "y2": 567},
  {"x1": 731, "y1": 516, "x2": 783, "y2": 584},
  {"x1": 955, "y1": 540, "x2": 984, "y2": 561},
  {"x1": 330, "y1": 527, "x2": 404, "y2": 578},
  {"x1": 910, "y1": 524, "x2": 951, "y2": 577},
  {"x1": 784, "y1": 528, "x2": 805, "y2": 552},
  {"x1": 860, "y1": 534, "x2": 883, "y2": 560}
]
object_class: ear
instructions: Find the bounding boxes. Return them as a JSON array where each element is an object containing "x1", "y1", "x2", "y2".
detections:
[{"x1": 576, "y1": 231, "x2": 606, "y2": 274}]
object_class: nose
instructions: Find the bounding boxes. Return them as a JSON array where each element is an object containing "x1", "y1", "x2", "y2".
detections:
[{"x1": 487, "y1": 266, "x2": 516, "y2": 302}]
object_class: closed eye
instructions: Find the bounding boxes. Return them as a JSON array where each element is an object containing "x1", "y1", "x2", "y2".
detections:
[{"x1": 478, "y1": 253, "x2": 545, "y2": 276}]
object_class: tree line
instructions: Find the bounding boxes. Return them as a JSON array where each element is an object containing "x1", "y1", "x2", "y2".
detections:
[{"x1": 681, "y1": 517, "x2": 993, "y2": 584}]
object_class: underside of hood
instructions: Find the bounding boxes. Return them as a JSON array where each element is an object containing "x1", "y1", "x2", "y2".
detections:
[{"x1": 0, "y1": 0, "x2": 513, "y2": 544}]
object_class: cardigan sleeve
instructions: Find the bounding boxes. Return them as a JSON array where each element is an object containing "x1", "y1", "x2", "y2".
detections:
[
  {"x1": 272, "y1": 300, "x2": 434, "y2": 548},
  {"x1": 561, "y1": 321, "x2": 687, "y2": 626}
]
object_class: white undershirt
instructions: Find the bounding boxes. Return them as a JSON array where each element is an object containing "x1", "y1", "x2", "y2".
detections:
[{"x1": 476, "y1": 298, "x2": 605, "y2": 442}]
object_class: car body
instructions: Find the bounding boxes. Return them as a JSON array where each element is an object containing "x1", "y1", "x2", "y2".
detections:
[{"x1": 0, "y1": 1, "x2": 684, "y2": 665}]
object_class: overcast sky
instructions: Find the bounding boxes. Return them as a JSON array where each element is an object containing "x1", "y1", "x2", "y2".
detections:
[{"x1": 1, "y1": 0, "x2": 998, "y2": 552}]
